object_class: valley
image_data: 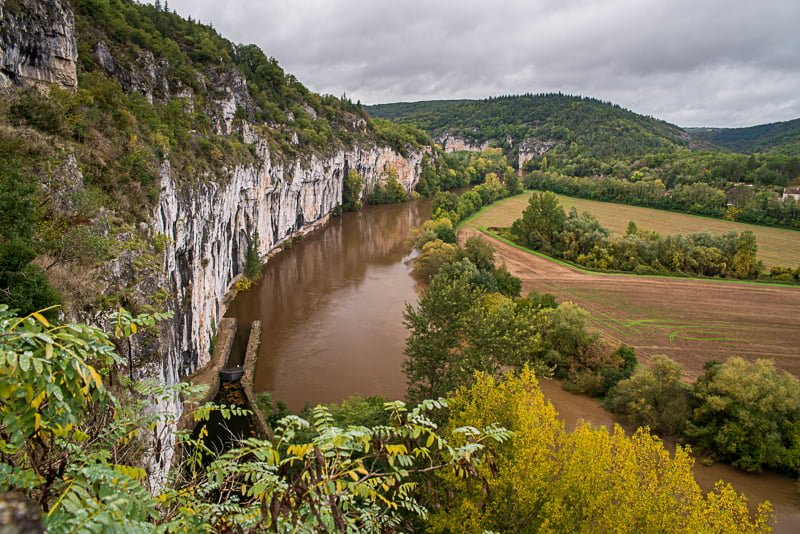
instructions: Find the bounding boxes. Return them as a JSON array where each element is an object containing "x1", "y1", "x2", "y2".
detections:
[{"x1": 2, "y1": 0, "x2": 800, "y2": 531}]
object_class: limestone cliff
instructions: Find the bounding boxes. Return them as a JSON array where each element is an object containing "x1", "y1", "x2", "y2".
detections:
[
  {"x1": 437, "y1": 133, "x2": 490, "y2": 153},
  {"x1": 0, "y1": 0, "x2": 77, "y2": 90},
  {"x1": 1, "y1": 0, "x2": 426, "y2": 485}
]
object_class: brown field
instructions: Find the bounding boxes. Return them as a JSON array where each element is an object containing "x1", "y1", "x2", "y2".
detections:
[
  {"x1": 462, "y1": 192, "x2": 800, "y2": 269},
  {"x1": 460, "y1": 228, "x2": 800, "y2": 379}
]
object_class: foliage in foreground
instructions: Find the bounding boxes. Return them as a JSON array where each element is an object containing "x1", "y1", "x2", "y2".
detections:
[
  {"x1": 0, "y1": 305, "x2": 510, "y2": 532},
  {"x1": 426, "y1": 369, "x2": 773, "y2": 533}
]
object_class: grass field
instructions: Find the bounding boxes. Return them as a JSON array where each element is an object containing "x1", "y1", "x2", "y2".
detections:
[
  {"x1": 461, "y1": 192, "x2": 800, "y2": 269},
  {"x1": 459, "y1": 227, "x2": 800, "y2": 379}
]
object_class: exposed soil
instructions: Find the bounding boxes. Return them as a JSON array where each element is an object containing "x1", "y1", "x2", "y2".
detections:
[{"x1": 462, "y1": 228, "x2": 800, "y2": 379}]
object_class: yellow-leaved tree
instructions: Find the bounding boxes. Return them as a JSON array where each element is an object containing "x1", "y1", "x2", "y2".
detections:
[{"x1": 426, "y1": 368, "x2": 773, "y2": 533}]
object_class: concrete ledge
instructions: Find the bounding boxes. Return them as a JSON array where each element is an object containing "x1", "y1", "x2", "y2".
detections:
[
  {"x1": 177, "y1": 317, "x2": 237, "y2": 431},
  {"x1": 241, "y1": 320, "x2": 271, "y2": 439}
]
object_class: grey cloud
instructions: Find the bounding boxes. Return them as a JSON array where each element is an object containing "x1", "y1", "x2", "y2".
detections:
[{"x1": 159, "y1": 0, "x2": 800, "y2": 127}]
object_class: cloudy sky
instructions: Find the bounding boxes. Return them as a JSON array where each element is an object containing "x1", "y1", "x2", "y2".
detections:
[{"x1": 159, "y1": 0, "x2": 799, "y2": 127}]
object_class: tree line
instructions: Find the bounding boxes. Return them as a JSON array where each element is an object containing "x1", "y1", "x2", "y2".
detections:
[
  {"x1": 501, "y1": 191, "x2": 799, "y2": 283},
  {"x1": 525, "y1": 165, "x2": 800, "y2": 229}
]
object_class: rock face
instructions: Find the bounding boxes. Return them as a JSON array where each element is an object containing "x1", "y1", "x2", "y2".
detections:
[
  {"x1": 155, "y1": 139, "x2": 423, "y2": 383},
  {"x1": 144, "y1": 126, "x2": 423, "y2": 486},
  {"x1": 437, "y1": 133, "x2": 490, "y2": 153},
  {"x1": 518, "y1": 138, "x2": 560, "y2": 168},
  {"x1": 2, "y1": 0, "x2": 426, "y2": 487},
  {"x1": 0, "y1": 0, "x2": 77, "y2": 91}
]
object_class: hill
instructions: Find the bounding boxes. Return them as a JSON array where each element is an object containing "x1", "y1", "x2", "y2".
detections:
[
  {"x1": 367, "y1": 94, "x2": 691, "y2": 161},
  {"x1": 687, "y1": 118, "x2": 800, "y2": 156}
]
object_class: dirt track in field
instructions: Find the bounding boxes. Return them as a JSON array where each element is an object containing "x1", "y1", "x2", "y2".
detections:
[{"x1": 460, "y1": 228, "x2": 800, "y2": 379}]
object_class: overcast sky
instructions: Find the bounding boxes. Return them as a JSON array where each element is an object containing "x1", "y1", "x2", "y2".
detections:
[{"x1": 158, "y1": 0, "x2": 799, "y2": 127}]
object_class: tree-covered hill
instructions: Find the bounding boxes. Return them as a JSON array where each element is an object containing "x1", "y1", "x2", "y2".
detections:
[
  {"x1": 367, "y1": 94, "x2": 691, "y2": 159},
  {"x1": 687, "y1": 118, "x2": 800, "y2": 156}
]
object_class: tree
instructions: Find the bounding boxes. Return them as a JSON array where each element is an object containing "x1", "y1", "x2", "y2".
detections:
[
  {"x1": 0, "y1": 150, "x2": 60, "y2": 316},
  {"x1": 461, "y1": 236, "x2": 495, "y2": 271},
  {"x1": 413, "y1": 239, "x2": 460, "y2": 280},
  {"x1": 244, "y1": 231, "x2": 262, "y2": 280},
  {"x1": 403, "y1": 260, "x2": 486, "y2": 403},
  {"x1": 510, "y1": 191, "x2": 566, "y2": 252},
  {"x1": 687, "y1": 357, "x2": 800, "y2": 472},
  {"x1": 342, "y1": 169, "x2": 364, "y2": 211},
  {"x1": 0, "y1": 306, "x2": 511, "y2": 532},
  {"x1": 0, "y1": 305, "x2": 176, "y2": 531},
  {"x1": 732, "y1": 231, "x2": 760, "y2": 278},
  {"x1": 426, "y1": 369, "x2": 773, "y2": 533},
  {"x1": 539, "y1": 301, "x2": 597, "y2": 369},
  {"x1": 605, "y1": 355, "x2": 692, "y2": 436}
]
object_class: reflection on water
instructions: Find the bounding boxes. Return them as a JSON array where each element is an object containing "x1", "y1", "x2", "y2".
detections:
[{"x1": 226, "y1": 199, "x2": 432, "y2": 412}]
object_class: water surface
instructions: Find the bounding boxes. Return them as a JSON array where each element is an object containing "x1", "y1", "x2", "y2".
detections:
[{"x1": 226, "y1": 198, "x2": 431, "y2": 411}]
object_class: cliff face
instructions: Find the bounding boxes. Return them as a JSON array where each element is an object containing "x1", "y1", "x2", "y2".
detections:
[
  {"x1": 155, "y1": 134, "x2": 423, "y2": 381},
  {"x1": 1, "y1": 0, "x2": 425, "y2": 486},
  {"x1": 437, "y1": 133, "x2": 490, "y2": 153},
  {"x1": 144, "y1": 139, "x2": 422, "y2": 484},
  {"x1": 0, "y1": 0, "x2": 77, "y2": 90}
]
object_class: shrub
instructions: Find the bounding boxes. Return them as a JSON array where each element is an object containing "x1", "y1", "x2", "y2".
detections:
[
  {"x1": 686, "y1": 357, "x2": 800, "y2": 473},
  {"x1": 605, "y1": 355, "x2": 691, "y2": 436}
]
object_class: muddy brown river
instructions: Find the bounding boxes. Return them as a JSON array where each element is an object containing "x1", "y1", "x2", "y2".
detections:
[{"x1": 227, "y1": 197, "x2": 800, "y2": 531}]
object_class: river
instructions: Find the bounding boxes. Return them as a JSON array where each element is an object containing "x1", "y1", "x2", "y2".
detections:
[{"x1": 227, "y1": 196, "x2": 800, "y2": 531}]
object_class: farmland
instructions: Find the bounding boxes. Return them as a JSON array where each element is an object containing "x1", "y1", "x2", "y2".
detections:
[
  {"x1": 461, "y1": 191, "x2": 800, "y2": 269},
  {"x1": 459, "y1": 227, "x2": 800, "y2": 379}
]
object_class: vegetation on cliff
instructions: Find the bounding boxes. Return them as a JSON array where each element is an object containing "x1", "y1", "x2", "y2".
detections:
[{"x1": 0, "y1": 0, "x2": 437, "y2": 317}]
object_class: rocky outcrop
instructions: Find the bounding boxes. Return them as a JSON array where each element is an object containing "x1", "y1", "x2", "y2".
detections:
[
  {"x1": 437, "y1": 133, "x2": 490, "y2": 153},
  {"x1": 518, "y1": 138, "x2": 561, "y2": 167},
  {"x1": 155, "y1": 139, "x2": 423, "y2": 378},
  {"x1": 0, "y1": 0, "x2": 77, "y2": 91}
]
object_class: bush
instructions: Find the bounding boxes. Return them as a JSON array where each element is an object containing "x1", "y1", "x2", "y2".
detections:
[
  {"x1": 686, "y1": 357, "x2": 800, "y2": 473},
  {"x1": 605, "y1": 355, "x2": 691, "y2": 436},
  {"x1": 342, "y1": 169, "x2": 364, "y2": 211}
]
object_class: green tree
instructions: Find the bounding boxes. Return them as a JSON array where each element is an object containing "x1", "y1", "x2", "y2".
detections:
[
  {"x1": 244, "y1": 231, "x2": 262, "y2": 280},
  {"x1": 0, "y1": 305, "x2": 176, "y2": 531},
  {"x1": 461, "y1": 236, "x2": 496, "y2": 271},
  {"x1": 413, "y1": 239, "x2": 460, "y2": 280},
  {"x1": 510, "y1": 191, "x2": 566, "y2": 252},
  {"x1": 687, "y1": 357, "x2": 800, "y2": 472},
  {"x1": 403, "y1": 260, "x2": 485, "y2": 403},
  {"x1": 342, "y1": 169, "x2": 364, "y2": 211},
  {"x1": 0, "y1": 306, "x2": 511, "y2": 532},
  {"x1": 605, "y1": 355, "x2": 692, "y2": 436},
  {"x1": 0, "y1": 148, "x2": 60, "y2": 316}
]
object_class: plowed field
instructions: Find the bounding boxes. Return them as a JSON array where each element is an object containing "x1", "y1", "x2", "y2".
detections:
[{"x1": 460, "y1": 228, "x2": 800, "y2": 379}]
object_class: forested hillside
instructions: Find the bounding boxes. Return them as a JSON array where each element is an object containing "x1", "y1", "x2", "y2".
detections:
[
  {"x1": 369, "y1": 95, "x2": 800, "y2": 229},
  {"x1": 688, "y1": 118, "x2": 800, "y2": 156},
  {"x1": 368, "y1": 94, "x2": 690, "y2": 159}
]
